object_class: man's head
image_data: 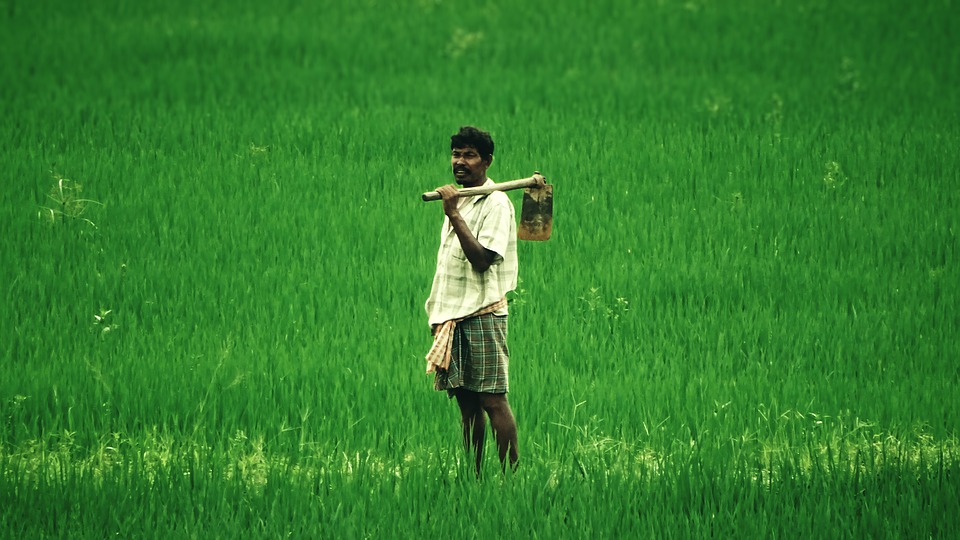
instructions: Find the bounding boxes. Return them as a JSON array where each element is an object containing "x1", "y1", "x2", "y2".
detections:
[{"x1": 450, "y1": 126, "x2": 494, "y2": 187}]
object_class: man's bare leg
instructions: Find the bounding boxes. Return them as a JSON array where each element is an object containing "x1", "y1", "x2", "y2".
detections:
[
  {"x1": 479, "y1": 393, "x2": 519, "y2": 471},
  {"x1": 454, "y1": 389, "x2": 486, "y2": 475}
]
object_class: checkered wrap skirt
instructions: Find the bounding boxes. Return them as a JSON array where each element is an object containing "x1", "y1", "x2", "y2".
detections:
[{"x1": 434, "y1": 313, "x2": 509, "y2": 395}]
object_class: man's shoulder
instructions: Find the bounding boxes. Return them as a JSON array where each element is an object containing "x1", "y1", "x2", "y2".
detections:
[
  {"x1": 486, "y1": 190, "x2": 511, "y2": 205},
  {"x1": 481, "y1": 182, "x2": 513, "y2": 210},
  {"x1": 480, "y1": 192, "x2": 514, "y2": 223}
]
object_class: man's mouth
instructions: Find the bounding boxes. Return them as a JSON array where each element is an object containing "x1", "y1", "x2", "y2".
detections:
[{"x1": 454, "y1": 167, "x2": 469, "y2": 178}]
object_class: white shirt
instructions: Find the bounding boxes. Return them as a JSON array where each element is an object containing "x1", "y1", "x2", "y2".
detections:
[{"x1": 424, "y1": 179, "x2": 518, "y2": 326}]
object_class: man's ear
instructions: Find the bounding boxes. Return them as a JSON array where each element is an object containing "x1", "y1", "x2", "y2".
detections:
[{"x1": 483, "y1": 155, "x2": 494, "y2": 167}]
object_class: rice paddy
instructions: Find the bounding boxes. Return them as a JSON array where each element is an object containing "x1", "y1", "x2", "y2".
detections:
[{"x1": 2, "y1": 0, "x2": 959, "y2": 537}]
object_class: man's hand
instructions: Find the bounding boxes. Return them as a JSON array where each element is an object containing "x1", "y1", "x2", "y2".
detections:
[{"x1": 437, "y1": 184, "x2": 460, "y2": 219}]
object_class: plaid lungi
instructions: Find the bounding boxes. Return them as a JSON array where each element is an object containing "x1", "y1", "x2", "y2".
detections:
[{"x1": 434, "y1": 313, "x2": 509, "y2": 395}]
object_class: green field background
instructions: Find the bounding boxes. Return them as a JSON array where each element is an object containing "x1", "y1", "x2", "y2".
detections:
[{"x1": 2, "y1": 0, "x2": 959, "y2": 537}]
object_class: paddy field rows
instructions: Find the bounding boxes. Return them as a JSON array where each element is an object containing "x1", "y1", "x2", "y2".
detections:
[{"x1": 2, "y1": 0, "x2": 958, "y2": 536}]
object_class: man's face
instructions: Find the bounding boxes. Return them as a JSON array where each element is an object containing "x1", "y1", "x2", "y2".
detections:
[{"x1": 451, "y1": 146, "x2": 490, "y2": 188}]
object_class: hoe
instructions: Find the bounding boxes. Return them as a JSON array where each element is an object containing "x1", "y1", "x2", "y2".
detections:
[{"x1": 421, "y1": 172, "x2": 554, "y2": 241}]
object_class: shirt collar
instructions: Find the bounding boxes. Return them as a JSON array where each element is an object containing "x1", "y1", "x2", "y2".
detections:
[{"x1": 444, "y1": 178, "x2": 495, "y2": 235}]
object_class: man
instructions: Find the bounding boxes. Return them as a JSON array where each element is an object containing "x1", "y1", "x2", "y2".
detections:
[{"x1": 424, "y1": 126, "x2": 519, "y2": 474}]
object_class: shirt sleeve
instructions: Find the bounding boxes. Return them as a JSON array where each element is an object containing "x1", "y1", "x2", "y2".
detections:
[{"x1": 475, "y1": 194, "x2": 514, "y2": 264}]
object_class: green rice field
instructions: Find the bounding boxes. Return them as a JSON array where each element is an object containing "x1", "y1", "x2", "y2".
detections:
[{"x1": 2, "y1": 0, "x2": 959, "y2": 537}]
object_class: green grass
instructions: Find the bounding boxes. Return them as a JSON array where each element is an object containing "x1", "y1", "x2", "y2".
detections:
[{"x1": 2, "y1": 0, "x2": 959, "y2": 537}]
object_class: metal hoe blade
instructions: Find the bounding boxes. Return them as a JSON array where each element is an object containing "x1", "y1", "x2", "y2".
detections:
[{"x1": 518, "y1": 183, "x2": 553, "y2": 241}]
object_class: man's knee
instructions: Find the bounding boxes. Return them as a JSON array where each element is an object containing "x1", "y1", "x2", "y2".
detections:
[{"x1": 479, "y1": 393, "x2": 512, "y2": 417}]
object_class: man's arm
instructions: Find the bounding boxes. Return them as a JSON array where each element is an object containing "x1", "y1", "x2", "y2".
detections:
[{"x1": 437, "y1": 185, "x2": 497, "y2": 273}]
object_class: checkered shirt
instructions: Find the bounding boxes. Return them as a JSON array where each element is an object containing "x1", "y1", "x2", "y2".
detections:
[{"x1": 424, "y1": 178, "x2": 518, "y2": 327}]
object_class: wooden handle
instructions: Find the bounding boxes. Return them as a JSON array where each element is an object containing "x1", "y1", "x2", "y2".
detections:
[{"x1": 421, "y1": 173, "x2": 546, "y2": 201}]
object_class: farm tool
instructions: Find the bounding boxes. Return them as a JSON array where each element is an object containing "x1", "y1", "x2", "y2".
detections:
[{"x1": 421, "y1": 172, "x2": 553, "y2": 241}]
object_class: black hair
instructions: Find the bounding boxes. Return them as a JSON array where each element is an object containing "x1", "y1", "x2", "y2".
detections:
[{"x1": 450, "y1": 126, "x2": 494, "y2": 162}]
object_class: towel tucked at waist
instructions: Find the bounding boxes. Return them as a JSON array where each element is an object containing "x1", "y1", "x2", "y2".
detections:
[{"x1": 425, "y1": 297, "x2": 508, "y2": 374}]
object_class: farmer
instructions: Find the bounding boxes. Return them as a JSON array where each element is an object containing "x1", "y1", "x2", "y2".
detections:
[{"x1": 424, "y1": 126, "x2": 519, "y2": 474}]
